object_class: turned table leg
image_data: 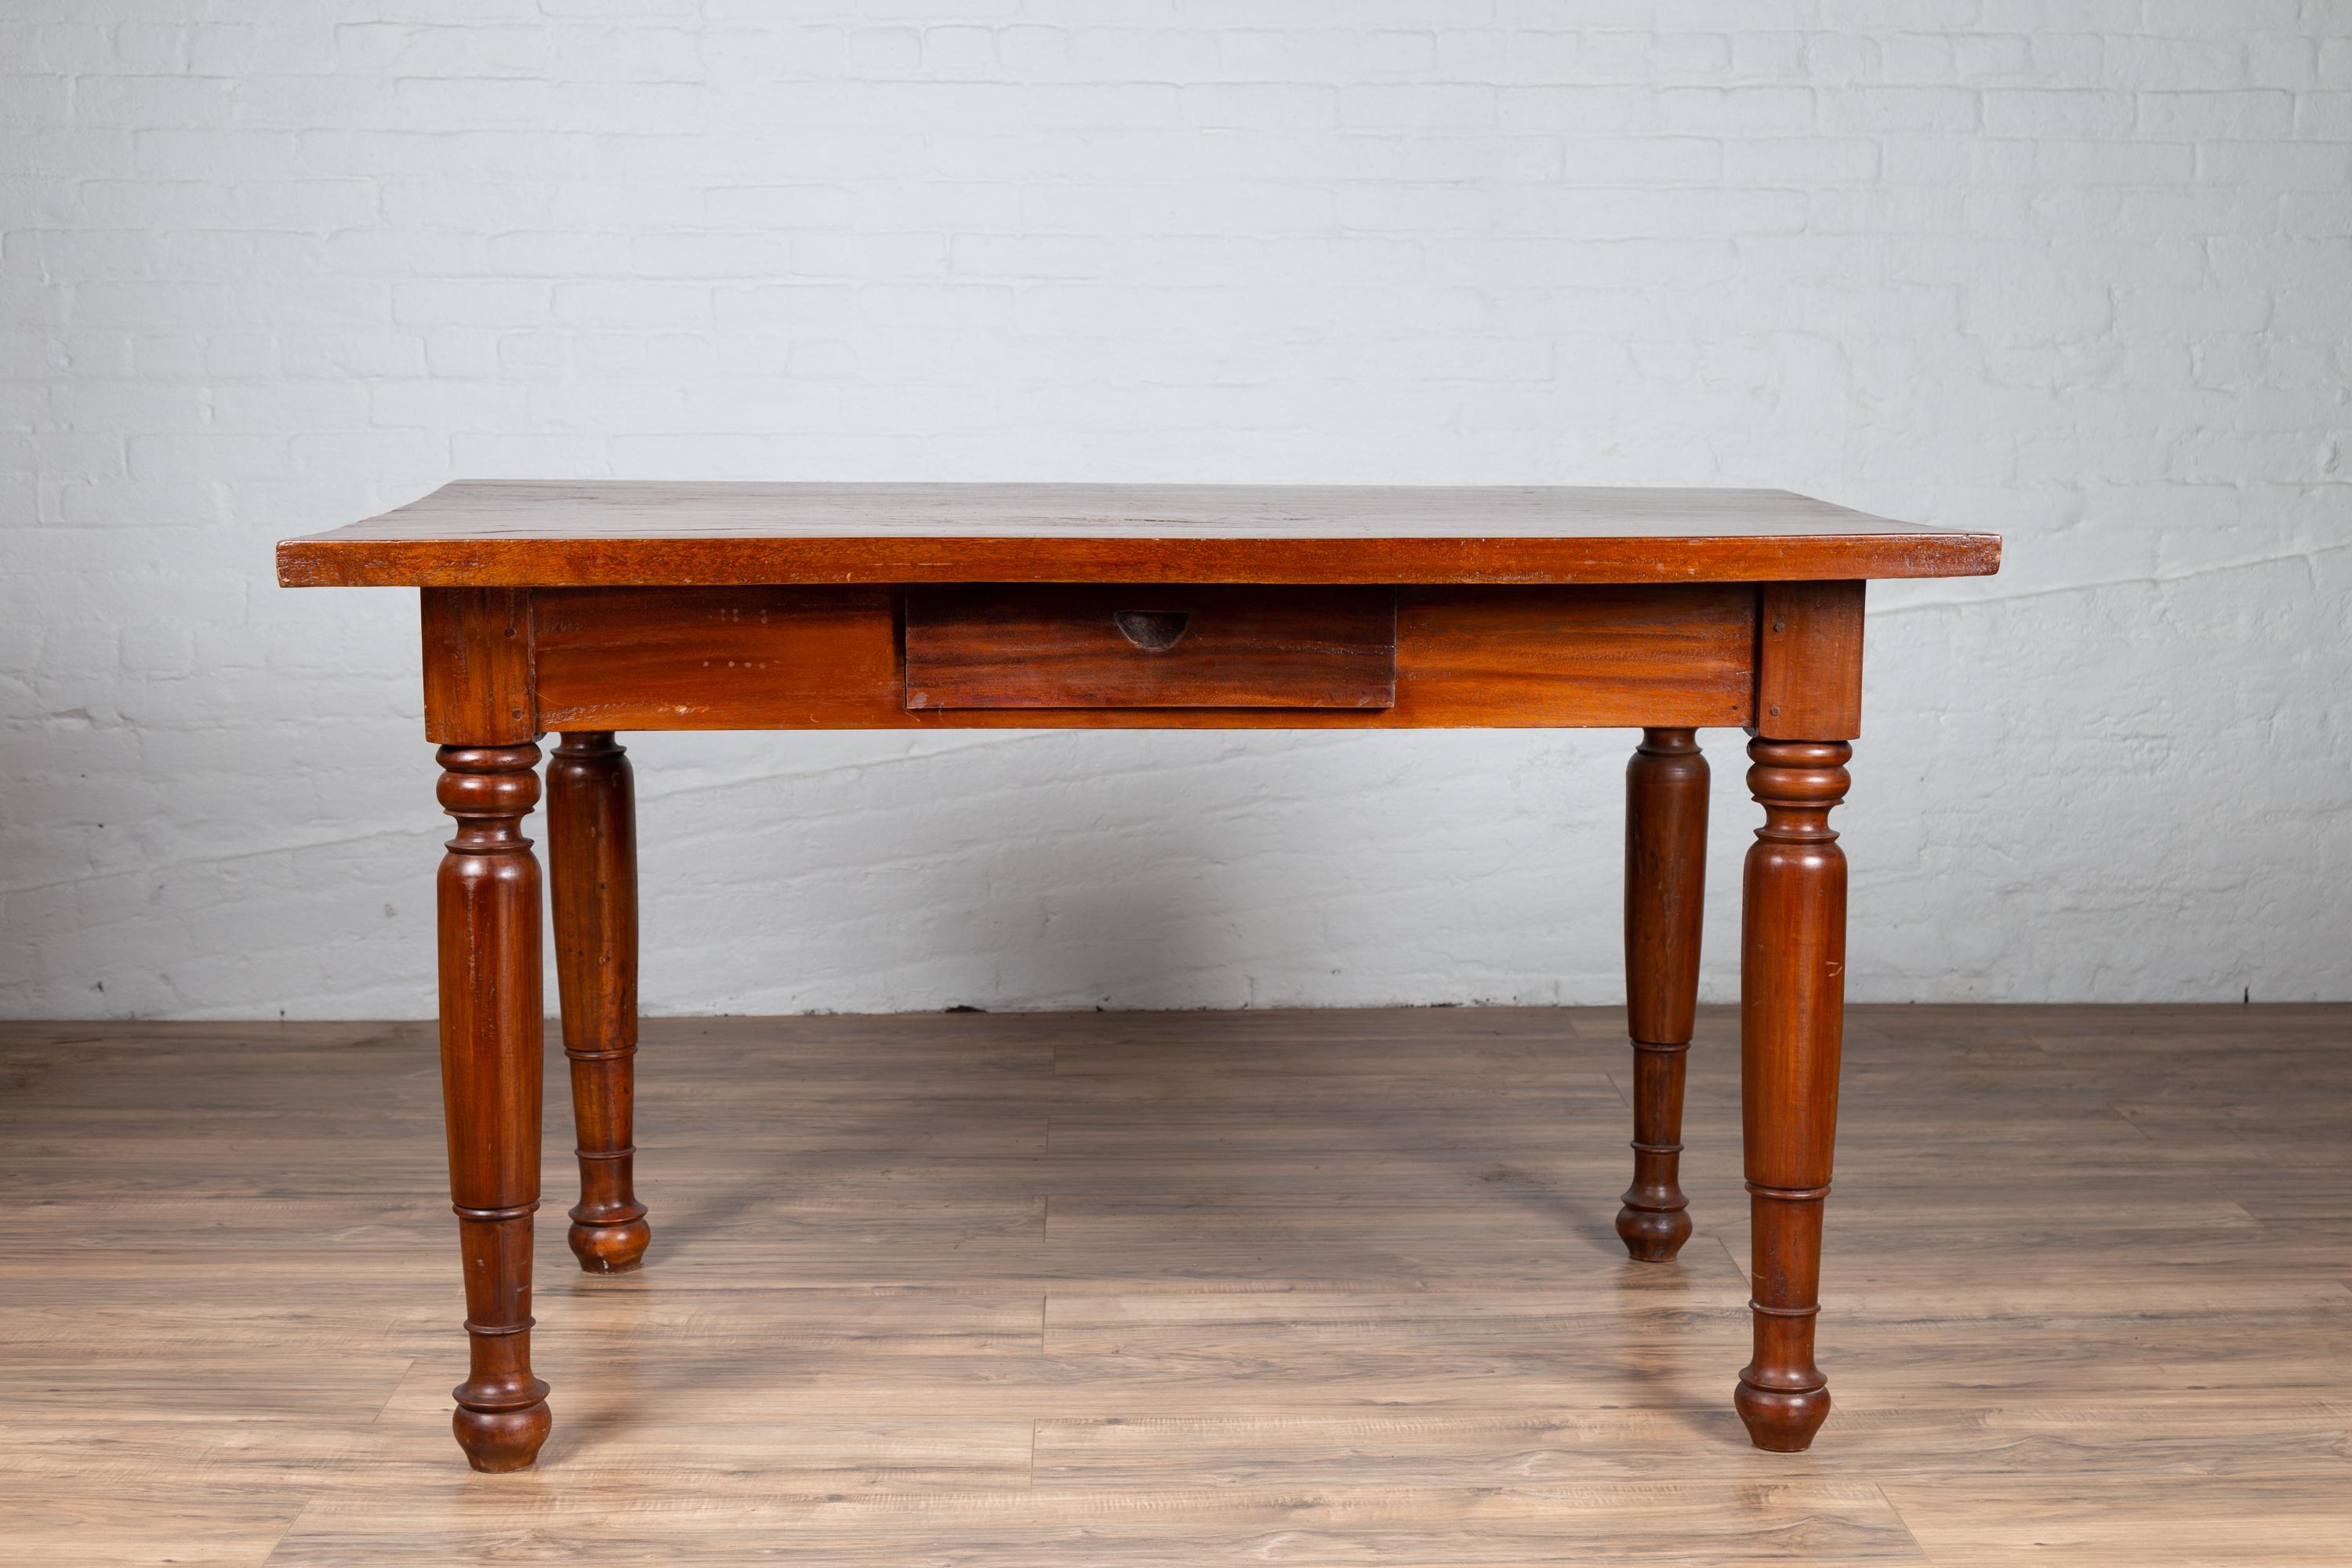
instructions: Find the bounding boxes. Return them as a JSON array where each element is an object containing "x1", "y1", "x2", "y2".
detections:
[
  {"x1": 547, "y1": 731, "x2": 650, "y2": 1274},
  {"x1": 1617, "y1": 728, "x2": 1708, "y2": 1261},
  {"x1": 434, "y1": 742, "x2": 553, "y2": 1472},
  {"x1": 1734, "y1": 737, "x2": 1849, "y2": 1452}
]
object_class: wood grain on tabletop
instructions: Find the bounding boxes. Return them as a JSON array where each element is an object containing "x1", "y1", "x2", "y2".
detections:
[{"x1": 275, "y1": 481, "x2": 2003, "y2": 587}]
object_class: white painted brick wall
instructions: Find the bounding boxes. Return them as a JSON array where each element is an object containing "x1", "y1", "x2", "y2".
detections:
[{"x1": 5, "y1": 3, "x2": 2350, "y2": 1019}]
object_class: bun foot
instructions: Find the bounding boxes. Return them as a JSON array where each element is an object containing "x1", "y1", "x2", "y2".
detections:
[
  {"x1": 454, "y1": 1396, "x2": 552, "y2": 1472},
  {"x1": 568, "y1": 1216, "x2": 652, "y2": 1274},
  {"x1": 1734, "y1": 1380, "x2": 1831, "y2": 1452},
  {"x1": 1614, "y1": 1201, "x2": 1691, "y2": 1262}
]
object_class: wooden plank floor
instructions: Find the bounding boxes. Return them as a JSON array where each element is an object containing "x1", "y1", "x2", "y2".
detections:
[{"x1": 3, "y1": 1004, "x2": 2347, "y2": 1566}]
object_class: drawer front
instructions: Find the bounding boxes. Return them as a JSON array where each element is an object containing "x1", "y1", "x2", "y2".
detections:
[{"x1": 905, "y1": 585, "x2": 1397, "y2": 710}]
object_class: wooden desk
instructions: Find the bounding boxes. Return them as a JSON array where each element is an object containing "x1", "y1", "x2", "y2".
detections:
[{"x1": 278, "y1": 483, "x2": 2001, "y2": 1472}]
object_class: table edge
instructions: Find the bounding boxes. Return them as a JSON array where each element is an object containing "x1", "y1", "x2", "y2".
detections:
[{"x1": 277, "y1": 532, "x2": 2003, "y2": 588}]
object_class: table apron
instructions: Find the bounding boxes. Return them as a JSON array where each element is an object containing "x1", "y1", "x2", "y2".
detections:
[{"x1": 426, "y1": 582, "x2": 1780, "y2": 737}]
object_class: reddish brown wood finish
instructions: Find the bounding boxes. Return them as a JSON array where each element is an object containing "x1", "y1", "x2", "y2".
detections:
[
  {"x1": 1756, "y1": 581, "x2": 1865, "y2": 741},
  {"x1": 1617, "y1": 728, "x2": 1708, "y2": 1263},
  {"x1": 421, "y1": 588, "x2": 535, "y2": 746},
  {"x1": 1735, "y1": 736, "x2": 1851, "y2": 1453},
  {"x1": 905, "y1": 586, "x2": 1398, "y2": 710},
  {"x1": 294, "y1": 484, "x2": 1985, "y2": 1467},
  {"x1": 277, "y1": 482, "x2": 2002, "y2": 589},
  {"x1": 532, "y1": 585, "x2": 1759, "y2": 731},
  {"x1": 434, "y1": 742, "x2": 552, "y2": 1472},
  {"x1": 547, "y1": 731, "x2": 649, "y2": 1276}
]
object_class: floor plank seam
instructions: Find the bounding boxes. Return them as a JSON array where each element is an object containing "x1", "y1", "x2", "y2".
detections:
[{"x1": 253, "y1": 1497, "x2": 318, "y2": 1568}]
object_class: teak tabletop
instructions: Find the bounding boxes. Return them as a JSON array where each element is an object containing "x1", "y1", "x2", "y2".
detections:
[
  {"x1": 280, "y1": 480, "x2": 1999, "y2": 586},
  {"x1": 279, "y1": 481, "x2": 2000, "y2": 1472}
]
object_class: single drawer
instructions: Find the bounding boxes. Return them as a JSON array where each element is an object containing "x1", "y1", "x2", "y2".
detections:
[{"x1": 904, "y1": 585, "x2": 1397, "y2": 710}]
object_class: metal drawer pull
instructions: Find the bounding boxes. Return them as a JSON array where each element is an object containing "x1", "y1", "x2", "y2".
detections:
[{"x1": 1112, "y1": 610, "x2": 1189, "y2": 652}]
